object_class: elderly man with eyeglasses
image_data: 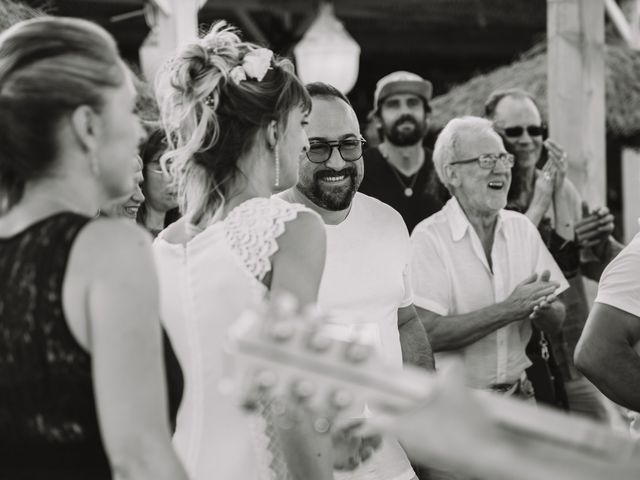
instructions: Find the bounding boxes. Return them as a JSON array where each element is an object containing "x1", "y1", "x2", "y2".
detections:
[
  {"x1": 279, "y1": 82, "x2": 432, "y2": 480},
  {"x1": 410, "y1": 116, "x2": 568, "y2": 410}
]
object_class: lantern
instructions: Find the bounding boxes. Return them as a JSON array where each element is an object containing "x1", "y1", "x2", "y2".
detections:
[{"x1": 294, "y1": 3, "x2": 361, "y2": 94}]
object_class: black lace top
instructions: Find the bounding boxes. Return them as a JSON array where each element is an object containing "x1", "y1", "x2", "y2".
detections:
[{"x1": 0, "y1": 212, "x2": 110, "y2": 478}]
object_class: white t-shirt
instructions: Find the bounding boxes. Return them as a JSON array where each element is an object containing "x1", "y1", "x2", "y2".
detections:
[
  {"x1": 279, "y1": 190, "x2": 416, "y2": 480},
  {"x1": 319, "y1": 192, "x2": 413, "y2": 367},
  {"x1": 411, "y1": 197, "x2": 569, "y2": 389},
  {"x1": 595, "y1": 232, "x2": 640, "y2": 318}
]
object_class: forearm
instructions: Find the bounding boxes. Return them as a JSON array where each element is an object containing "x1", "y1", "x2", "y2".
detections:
[
  {"x1": 581, "y1": 237, "x2": 625, "y2": 281},
  {"x1": 277, "y1": 407, "x2": 334, "y2": 480},
  {"x1": 532, "y1": 301, "x2": 565, "y2": 335},
  {"x1": 417, "y1": 302, "x2": 518, "y2": 352},
  {"x1": 111, "y1": 436, "x2": 189, "y2": 480},
  {"x1": 399, "y1": 316, "x2": 435, "y2": 370},
  {"x1": 524, "y1": 204, "x2": 547, "y2": 227},
  {"x1": 576, "y1": 345, "x2": 640, "y2": 411}
]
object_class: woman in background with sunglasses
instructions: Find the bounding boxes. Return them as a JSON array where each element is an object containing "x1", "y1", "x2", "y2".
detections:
[{"x1": 484, "y1": 88, "x2": 622, "y2": 423}]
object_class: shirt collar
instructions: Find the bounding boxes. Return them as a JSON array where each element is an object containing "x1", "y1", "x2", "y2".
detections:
[{"x1": 445, "y1": 196, "x2": 505, "y2": 242}]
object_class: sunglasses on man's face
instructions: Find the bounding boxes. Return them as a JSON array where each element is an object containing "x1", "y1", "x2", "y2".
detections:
[
  {"x1": 306, "y1": 138, "x2": 366, "y2": 164},
  {"x1": 499, "y1": 125, "x2": 546, "y2": 138}
]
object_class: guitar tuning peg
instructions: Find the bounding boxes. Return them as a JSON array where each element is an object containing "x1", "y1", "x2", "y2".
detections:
[
  {"x1": 330, "y1": 388, "x2": 353, "y2": 410},
  {"x1": 255, "y1": 369, "x2": 278, "y2": 390},
  {"x1": 313, "y1": 417, "x2": 331, "y2": 434},
  {"x1": 291, "y1": 379, "x2": 317, "y2": 401},
  {"x1": 269, "y1": 321, "x2": 295, "y2": 342},
  {"x1": 272, "y1": 291, "x2": 299, "y2": 315},
  {"x1": 344, "y1": 342, "x2": 372, "y2": 363},
  {"x1": 306, "y1": 332, "x2": 333, "y2": 352},
  {"x1": 241, "y1": 393, "x2": 260, "y2": 413},
  {"x1": 301, "y1": 304, "x2": 328, "y2": 325}
]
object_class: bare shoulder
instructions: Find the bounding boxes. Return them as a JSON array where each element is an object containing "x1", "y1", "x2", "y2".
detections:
[
  {"x1": 71, "y1": 218, "x2": 153, "y2": 276},
  {"x1": 277, "y1": 209, "x2": 326, "y2": 250}
]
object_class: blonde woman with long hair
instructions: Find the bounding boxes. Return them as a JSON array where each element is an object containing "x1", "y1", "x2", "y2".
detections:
[{"x1": 154, "y1": 22, "x2": 331, "y2": 480}]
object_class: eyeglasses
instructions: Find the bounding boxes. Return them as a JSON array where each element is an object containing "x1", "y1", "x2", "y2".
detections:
[
  {"x1": 306, "y1": 138, "x2": 366, "y2": 164},
  {"x1": 449, "y1": 153, "x2": 515, "y2": 169},
  {"x1": 147, "y1": 161, "x2": 165, "y2": 175},
  {"x1": 498, "y1": 125, "x2": 546, "y2": 138}
]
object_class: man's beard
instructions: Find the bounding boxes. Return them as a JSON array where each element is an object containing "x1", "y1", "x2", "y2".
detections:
[
  {"x1": 383, "y1": 114, "x2": 427, "y2": 146},
  {"x1": 298, "y1": 167, "x2": 360, "y2": 211}
]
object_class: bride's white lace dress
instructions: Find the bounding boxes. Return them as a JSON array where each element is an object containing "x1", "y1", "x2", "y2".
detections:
[{"x1": 154, "y1": 197, "x2": 316, "y2": 480}]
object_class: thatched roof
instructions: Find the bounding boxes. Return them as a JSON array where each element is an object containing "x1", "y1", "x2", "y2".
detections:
[
  {"x1": 0, "y1": 0, "x2": 45, "y2": 31},
  {"x1": 430, "y1": 42, "x2": 640, "y2": 140}
]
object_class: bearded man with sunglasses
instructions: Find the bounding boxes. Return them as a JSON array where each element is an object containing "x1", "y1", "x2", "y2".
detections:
[
  {"x1": 359, "y1": 71, "x2": 446, "y2": 233},
  {"x1": 410, "y1": 117, "x2": 567, "y2": 430},
  {"x1": 484, "y1": 88, "x2": 623, "y2": 423},
  {"x1": 280, "y1": 82, "x2": 432, "y2": 480}
]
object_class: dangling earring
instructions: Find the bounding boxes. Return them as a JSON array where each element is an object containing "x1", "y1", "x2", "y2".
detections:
[
  {"x1": 274, "y1": 143, "x2": 280, "y2": 188},
  {"x1": 89, "y1": 154, "x2": 100, "y2": 177}
]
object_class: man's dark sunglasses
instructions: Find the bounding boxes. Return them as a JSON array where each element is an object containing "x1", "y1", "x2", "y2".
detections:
[
  {"x1": 499, "y1": 125, "x2": 546, "y2": 138},
  {"x1": 306, "y1": 138, "x2": 367, "y2": 164}
]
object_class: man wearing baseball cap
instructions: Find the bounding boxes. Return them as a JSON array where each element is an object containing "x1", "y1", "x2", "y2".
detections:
[{"x1": 359, "y1": 71, "x2": 446, "y2": 233}]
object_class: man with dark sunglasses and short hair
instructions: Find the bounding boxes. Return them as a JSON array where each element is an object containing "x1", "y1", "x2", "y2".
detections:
[
  {"x1": 279, "y1": 82, "x2": 432, "y2": 480},
  {"x1": 485, "y1": 88, "x2": 623, "y2": 423}
]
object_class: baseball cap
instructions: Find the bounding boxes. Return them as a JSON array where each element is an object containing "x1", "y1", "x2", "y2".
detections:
[{"x1": 373, "y1": 71, "x2": 433, "y2": 111}]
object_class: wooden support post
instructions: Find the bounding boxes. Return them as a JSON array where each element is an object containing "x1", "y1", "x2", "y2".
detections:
[
  {"x1": 622, "y1": 147, "x2": 640, "y2": 241},
  {"x1": 155, "y1": 0, "x2": 201, "y2": 53},
  {"x1": 139, "y1": 0, "x2": 202, "y2": 83},
  {"x1": 547, "y1": 0, "x2": 606, "y2": 207}
]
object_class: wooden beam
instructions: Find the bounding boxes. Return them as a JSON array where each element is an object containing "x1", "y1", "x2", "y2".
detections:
[
  {"x1": 604, "y1": 0, "x2": 640, "y2": 49},
  {"x1": 547, "y1": 0, "x2": 606, "y2": 207}
]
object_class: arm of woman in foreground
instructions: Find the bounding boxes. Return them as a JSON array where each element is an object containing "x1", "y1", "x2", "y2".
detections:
[
  {"x1": 74, "y1": 220, "x2": 188, "y2": 480},
  {"x1": 270, "y1": 211, "x2": 333, "y2": 480}
]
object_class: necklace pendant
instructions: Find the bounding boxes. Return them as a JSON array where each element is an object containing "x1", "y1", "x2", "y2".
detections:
[{"x1": 404, "y1": 187, "x2": 413, "y2": 197}]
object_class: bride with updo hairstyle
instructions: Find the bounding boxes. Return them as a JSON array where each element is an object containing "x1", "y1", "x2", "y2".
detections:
[
  {"x1": 154, "y1": 21, "x2": 332, "y2": 480},
  {"x1": 0, "y1": 16, "x2": 187, "y2": 480}
]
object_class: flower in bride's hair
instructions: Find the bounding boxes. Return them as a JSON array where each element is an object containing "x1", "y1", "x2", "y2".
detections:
[
  {"x1": 229, "y1": 65, "x2": 247, "y2": 84},
  {"x1": 241, "y1": 48, "x2": 273, "y2": 81}
]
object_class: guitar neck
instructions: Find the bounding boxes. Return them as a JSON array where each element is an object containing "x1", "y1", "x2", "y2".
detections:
[{"x1": 230, "y1": 312, "x2": 639, "y2": 463}]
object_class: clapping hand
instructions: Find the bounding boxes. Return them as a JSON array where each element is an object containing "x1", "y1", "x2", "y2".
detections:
[
  {"x1": 505, "y1": 271, "x2": 560, "y2": 320},
  {"x1": 575, "y1": 202, "x2": 614, "y2": 250},
  {"x1": 332, "y1": 420, "x2": 382, "y2": 471},
  {"x1": 543, "y1": 139, "x2": 568, "y2": 192},
  {"x1": 529, "y1": 271, "x2": 559, "y2": 320}
]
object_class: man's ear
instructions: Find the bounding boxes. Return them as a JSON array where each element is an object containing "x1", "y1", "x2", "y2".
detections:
[
  {"x1": 444, "y1": 163, "x2": 461, "y2": 188},
  {"x1": 69, "y1": 105, "x2": 100, "y2": 154},
  {"x1": 266, "y1": 119, "x2": 278, "y2": 149},
  {"x1": 373, "y1": 114, "x2": 382, "y2": 131}
]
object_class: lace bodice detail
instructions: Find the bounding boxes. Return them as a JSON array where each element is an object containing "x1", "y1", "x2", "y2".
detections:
[
  {"x1": 224, "y1": 197, "x2": 314, "y2": 281},
  {"x1": 0, "y1": 212, "x2": 110, "y2": 475}
]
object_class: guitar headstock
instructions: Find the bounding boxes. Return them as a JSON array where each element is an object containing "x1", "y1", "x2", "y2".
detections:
[{"x1": 225, "y1": 295, "x2": 432, "y2": 430}]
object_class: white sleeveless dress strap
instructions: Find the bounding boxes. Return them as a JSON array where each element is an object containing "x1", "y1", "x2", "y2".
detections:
[{"x1": 224, "y1": 196, "x2": 314, "y2": 281}]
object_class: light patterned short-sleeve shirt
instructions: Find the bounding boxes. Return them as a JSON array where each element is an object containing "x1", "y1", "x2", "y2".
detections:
[{"x1": 411, "y1": 197, "x2": 569, "y2": 389}]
